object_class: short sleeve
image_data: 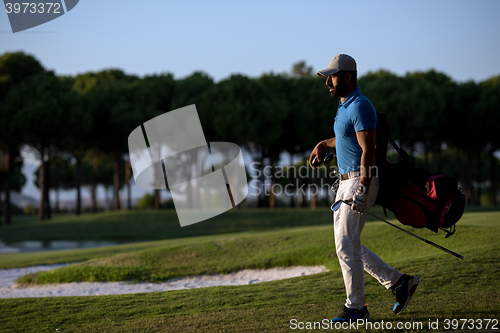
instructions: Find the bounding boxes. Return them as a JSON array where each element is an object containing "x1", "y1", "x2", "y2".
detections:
[{"x1": 350, "y1": 99, "x2": 377, "y2": 132}]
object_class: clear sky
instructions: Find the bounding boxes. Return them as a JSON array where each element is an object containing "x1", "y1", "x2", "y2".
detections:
[
  {"x1": 1, "y1": 0, "x2": 500, "y2": 83},
  {"x1": 2, "y1": 0, "x2": 500, "y2": 202}
]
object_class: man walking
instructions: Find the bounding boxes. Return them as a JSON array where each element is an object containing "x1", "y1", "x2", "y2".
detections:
[{"x1": 309, "y1": 54, "x2": 419, "y2": 322}]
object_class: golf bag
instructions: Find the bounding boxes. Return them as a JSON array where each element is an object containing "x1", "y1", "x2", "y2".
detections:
[{"x1": 374, "y1": 113, "x2": 466, "y2": 237}]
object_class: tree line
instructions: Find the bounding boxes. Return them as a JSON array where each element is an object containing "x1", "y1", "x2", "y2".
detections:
[{"x1": 0, "y1": 53, "x2": 499, "y2": 223}]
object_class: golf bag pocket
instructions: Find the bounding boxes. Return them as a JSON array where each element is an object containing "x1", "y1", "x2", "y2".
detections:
[
  {"x1": 425, "y1": 175, "x2": 465, "y2": 232},
  {"x1": 393, "y1": 182, "x2": 438, "y2": 229},
  {"x1": 394, "y1": 198, "x2": 431, "y2": 228},
  {"x1": 427, "y1": 175, "x2": 458, "y2": 201}
]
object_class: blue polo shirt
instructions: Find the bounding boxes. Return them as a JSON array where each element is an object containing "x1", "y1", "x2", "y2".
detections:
[{"x1": 334, "y1": 87, "x2": 377, "y2": 175}]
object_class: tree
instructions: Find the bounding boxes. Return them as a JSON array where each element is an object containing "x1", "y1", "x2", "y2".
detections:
[
  {"x1": 93, "y1": 156, "x2": 116, "y2": 210},
  {"x1": 137, "y1": 192, "x2": 154, "y2": 209},
  {"x1": 126, "y1": 74, "x2": 176, "y2": 209},
  {"x1": 0, "y1": 51, "x2": 44, "y2": 224},
  {"x1": 4, "y1": 71, "x2": 73, "y2": 219},
  {"x1": 258, "y1": 72, "x2": 336, "y2": 208},
  {"x1": 34, "y1": 154, "x2": 73, "y2": 213},
  {"x1": 200, "y1": 74, "x2": 289, "y2": 207},
  {"x1": 0, "y1": 149, "x2": 26, "y2": 223},
  {"x1": 0, "y1": 51, "x2": 44, "y2": 101},
  {"x1": 171, "y1": 71, "x2": 215, "y2": 110},
  {"x1": 290, "y1": 60, "x2": 314, "y2": 78},
  {"x1": 477, "y1": 76, "x2": 500, "y2": 205},
  {"x1": 73, "y1": 70, "x2": 140, "y2": 211},
  {"x1": 55, "y1": 75, "x2": 93, "y2": 215}
]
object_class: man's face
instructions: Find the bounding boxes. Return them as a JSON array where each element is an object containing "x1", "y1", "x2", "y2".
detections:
[{"x1": 326, "y1": 72, "x2": 348, "y2": 97}]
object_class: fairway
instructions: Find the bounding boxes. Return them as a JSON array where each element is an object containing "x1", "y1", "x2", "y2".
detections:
[
  {"x1": 0, "y1": 208, "x2": 336, "y2": 243},
  {"x1": 0, "y1": 210, "x2": 499, "y2": 332}
]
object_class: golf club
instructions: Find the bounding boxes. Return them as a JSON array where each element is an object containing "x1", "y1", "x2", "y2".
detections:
[{"x1": 330, "y1": 199, "x2": 464, "y2": 260}]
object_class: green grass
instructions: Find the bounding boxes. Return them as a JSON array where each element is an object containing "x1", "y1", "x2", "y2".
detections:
[
  {"x1": 15, "y1": 226, "x2": 338, "y2": 284},
  {"x1": 0, "y1": 206, "x2": 394, "y2": 243},
  {"x1": 8, "y1": 210, "x2": 498, "y2": 284},
  {"x1": 1, "y1": 211, "x2": 499, "y2": 332}
]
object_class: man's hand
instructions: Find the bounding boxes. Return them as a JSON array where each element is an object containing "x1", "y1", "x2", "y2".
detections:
[
  {"x1": 309, "y1": 141, "x2": 326, "y2": 169},
  {"x1": 351, "y1": 185, "x2": 368, "y2": 214},
  {"x1": 309, "y1": 138, "x2": 336, "y2": 168}
]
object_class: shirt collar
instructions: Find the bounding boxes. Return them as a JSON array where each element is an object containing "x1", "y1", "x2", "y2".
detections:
[{"x1": 339, "y1": 87, "x2": 361, "y2": 109}]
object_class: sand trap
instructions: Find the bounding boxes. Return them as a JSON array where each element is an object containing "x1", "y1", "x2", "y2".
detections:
[{"x1": 0, "y1": 264, "x2": 328, "y2": 299}]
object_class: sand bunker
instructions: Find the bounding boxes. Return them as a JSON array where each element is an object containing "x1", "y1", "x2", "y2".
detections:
[{"x1": 0, "y1": 264, "x2": 328, "y2": 299}]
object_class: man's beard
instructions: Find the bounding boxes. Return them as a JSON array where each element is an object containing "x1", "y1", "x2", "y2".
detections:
[{"x1": 330, "y1": 80, "x2": 349, "y2": 97}]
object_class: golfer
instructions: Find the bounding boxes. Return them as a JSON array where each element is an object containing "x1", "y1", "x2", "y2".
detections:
[{"x1": 309, "y1": 54, "x2": 419, "y2": 322}]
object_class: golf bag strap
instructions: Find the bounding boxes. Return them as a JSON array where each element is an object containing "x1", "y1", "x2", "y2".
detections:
[{"x1": 388, "y1": 137, "x2": 412, "y2": 162}]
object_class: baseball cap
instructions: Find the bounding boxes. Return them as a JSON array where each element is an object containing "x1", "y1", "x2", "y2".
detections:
[{"x1": 317, "y1": 54, "x2": 357, "y2": 77}]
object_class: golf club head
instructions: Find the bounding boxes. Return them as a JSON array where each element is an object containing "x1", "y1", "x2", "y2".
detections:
[
  {"x1": 323, "y1": 153, "x2": 335, "y2": 165},
  {"x1": 330, "y1": 200, "x2": 343, "y2": 211},
  {"x1": 331, "y1": 199, "x2": 354, "y2": 211},
  {"x1": 312, "y1": 152, "x2": 335, "y2": 168},
  {"x1": 311, "y1": 152, "x2": 325, "y2": 168}
]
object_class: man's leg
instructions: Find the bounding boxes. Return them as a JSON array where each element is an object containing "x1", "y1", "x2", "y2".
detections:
[
  {"x1": 334, "y1": 177, "x2": 401, "y2": 308},
  {"x1": 358, "y1": 178, "x2": 403, "y2": 288},
  {"x1": 334, "y1": 177, "x2": 371, "y2": 310},
  {"x1": 361, "y1": 245, "x2": 402, "y2": 289}
]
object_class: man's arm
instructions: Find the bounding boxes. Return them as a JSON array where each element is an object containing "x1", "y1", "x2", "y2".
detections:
[
  {"x1": 356, "y1": 129, "x2": 376, "y2": 189},
  {"x1": 309, "y1": 137, "x2": 336, "y2": 169}
]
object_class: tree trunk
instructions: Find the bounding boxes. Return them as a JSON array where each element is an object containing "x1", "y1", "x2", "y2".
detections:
[
  {"x1": 289, "y1": 153, "x2": 295, "y2": 208},
  {"x1": 104, "y1": 186, "x2": 110, "y2": 211},
  {"x1": 44, "y1": 158, "x2": 51, "y2": 219},
  {"x1": 269, "y1": 184, "x2": 276, "y2": 209},
  {"x1": 154, "y1": 189, "x2": 160, "y2": 210},
  {"x1": 113, "y1": 155, "x2": 121, "y2": 211},
  {"x1": 476, "y1": 151, "x2": 482, "y2": 206},
  {"x1": 91, "y1": 153, "x2": 98, "y2": 213},
  {"x1": 55, "y1": 188, "x2": 60, "y2": 214},
  {"x1": 310, "y1": 191, "x2": 317, "y2": 209},
  {"x1": 258, "y1": 150, "x2": 265, "y2": 208},
  {"x1": 301, "y1": 189, "x2": 307, "y2": 207},
  {"x1": 490, "y1": 148, "x2": 497, "y2": 206},
  {"x1": 467, "y1": 151, "x2": 474, "y2": 206},
  {"x1": 75, "y1": 155, "x2": 82, "y2": 215},
  {"x1": 2, "y1": 148, "x2": 12, "y2": 225},
  {"x1": 125, "y1": 158, "x2": 132, "y2": 210},
  {"x1": 0, "y1": 192, "x2": 3, "y2": 225},
  {"x1": 310, "y1": 169, "x2": 318, "y2": 210},
  {"x1": 458, "y1": 150, "x2": 464, "y2": 188},
  {"x1": 38, "y1": 147, "x2": 46, "y2": 220},
  {"x1": 269, "y1": 161, "x2": 275, "y2": 209},
  {"x1": 38, "y1": 149, "x2": 51, "y2": 220}
]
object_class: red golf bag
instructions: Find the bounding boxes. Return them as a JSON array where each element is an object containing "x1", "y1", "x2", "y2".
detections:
[{"x1": 374, "y1": 113, "x2": 466, "y2": 237}]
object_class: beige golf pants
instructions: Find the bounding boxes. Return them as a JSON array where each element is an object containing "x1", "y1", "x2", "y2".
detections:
[{"x1": 334, "y1": 176, "x2": 402, "y2": 310}]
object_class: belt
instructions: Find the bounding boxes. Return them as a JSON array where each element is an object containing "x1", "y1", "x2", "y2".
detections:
[{"x1": 339, "y1": 171, "x2": 361, "y2": 181}]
